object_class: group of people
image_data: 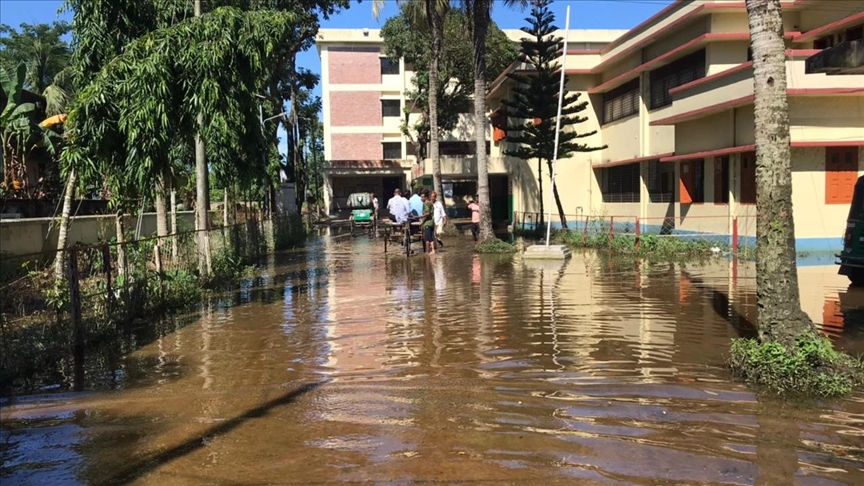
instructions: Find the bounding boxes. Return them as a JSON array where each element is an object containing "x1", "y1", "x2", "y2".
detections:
[
  {"x1": 384, "y1": 188, "x2": 446, "y2": 254},
  {"x1": 382, "y1": 188, "x2": 483, "y2": 254}
]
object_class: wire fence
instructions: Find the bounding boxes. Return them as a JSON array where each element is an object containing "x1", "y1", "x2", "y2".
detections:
[
  {"x1": 0, "y1": 213, "x2": 304, "y2": 394},
  {"x1": 513, "y1": 211, "x2": 759, "y2": 255}
]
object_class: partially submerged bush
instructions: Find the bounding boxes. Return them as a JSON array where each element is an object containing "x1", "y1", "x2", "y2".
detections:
[
  {"x1": 476, "y1": 238, "x2": 516, "y2": 254},
  {"x1": 729, "y1": 332, "x2": 864, "y2": 398},
  {"x1": 550, "y1": 229, "x2": 722, "y2": 260}
]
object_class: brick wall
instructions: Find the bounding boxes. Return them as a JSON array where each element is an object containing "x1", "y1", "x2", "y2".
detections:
[
  {"x1": 331, "y1": 133, "x2": 382, "y2": 160},
  {"x1": 330, "y1": 91, "x2": 382, "y2": 127},
  {"x1": 328, "y1": 47, "x2": 381, "y2": 85}
]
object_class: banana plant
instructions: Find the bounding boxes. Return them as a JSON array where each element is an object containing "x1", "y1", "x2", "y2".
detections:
[{"x1": 1, "y1": 62, "x2": 58, "y2": 194}]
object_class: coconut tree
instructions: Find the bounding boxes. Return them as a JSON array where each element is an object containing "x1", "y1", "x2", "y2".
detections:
[
  {"x1": 464, "y1": 0, "x2": 527, "y2": 241},
  {"x1": 745, "y1": 0, "x2": 814, "y2": 345}
]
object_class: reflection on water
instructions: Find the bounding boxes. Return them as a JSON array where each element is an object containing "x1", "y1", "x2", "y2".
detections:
[{"x1": 2, "y1": 236, "x2": 864, "y2": 485}]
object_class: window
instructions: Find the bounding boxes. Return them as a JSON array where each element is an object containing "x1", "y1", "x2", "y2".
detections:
[
  {"x1": 847, "y1": 24, "x2": 863, "y2": 42},
  {"x1": 382, "y1": 142, "x2": 402, "y2": 160},
  {"x1": 437, "y1": 142, "x2": 491, "y2": 156},
  {"x1": 649, "y1": 49, "x2": 706, "y2": 109},
  {"x1": 826, "y1": 147, "x2": 859, "y2": 204},
  {"x1": 740, "y1": 152, "x2": 756, "y2": 204},
  {"x1": 679, "y1": 159, "x2": 705, "y2": 203},
  {"x1": 382, "y1": 99, "x2": 401, "y2": 117},
  {"x1": 747, "y1": 47, "x2": 753, "y2": 62},
  {"x1": 647, "y1": 160, "x2": 675, "y2": 203},
  {"x1": 714, "y1": 156, "x2": 730, "y2": 204},
  {"x1": 380, "y1": 58, "x2": 399, "y2": 75},
  {"x1": 601, "y1": 164, "x2": 641, "y2": 203},
  {"x1": 602, "y1": 78, "x2": 640, "y2": 124},
  {"x1": 492, "y1": 111, "x2": 507, "y2": 142}
]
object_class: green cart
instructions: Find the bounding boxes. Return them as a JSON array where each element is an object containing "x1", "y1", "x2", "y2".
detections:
[{"x1": 347, "y1": 192, "x2": 376, "y2": 236}]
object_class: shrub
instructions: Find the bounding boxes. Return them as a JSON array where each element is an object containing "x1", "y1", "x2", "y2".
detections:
[
  {"x1": 476, "y1": 238, "x2": 517, "y2": 254},
  {"x1": 729, "y1": 332, "x2": 864, "y2": 398}
]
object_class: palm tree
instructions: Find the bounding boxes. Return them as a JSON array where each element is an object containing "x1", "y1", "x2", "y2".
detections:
[
  {"x1": 464, "y1": 0, "x2": 527, "y2": 242},
  {"x1": 374, "y1": 0, "x2": 449, "y2": 203},
  {"x1": 745, "y1": 0, "x2": 814, "y2": 345}
]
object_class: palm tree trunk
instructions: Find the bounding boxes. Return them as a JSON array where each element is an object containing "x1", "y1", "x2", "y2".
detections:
[
  {"x1": 746, "y1": 0, "x2": 813, "y2": 347},
  {"x1": 472, "y1": 1, "x2": 494, "y2": 241},
  {"x1": 53, "y1": 168, "x2": 76, "y2": 282},
  {"x1": 428, "y1": 0, "x2": 444, "y2": 206},
  {"x1": 155, "y1": 174, "x2": 168, "y2": 238},
  {"x1": 194, "y1": 0, "x2": 211, "y2": 279}
]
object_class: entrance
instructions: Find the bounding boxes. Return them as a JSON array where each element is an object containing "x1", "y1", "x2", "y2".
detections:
[{"x1": 490, "y1": 175, "x2": 509, "y2": 223}]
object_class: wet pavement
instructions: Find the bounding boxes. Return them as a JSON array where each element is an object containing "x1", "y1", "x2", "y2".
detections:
[{"x1": 2, "y1": 234, "x2": 864, "y2": 485}]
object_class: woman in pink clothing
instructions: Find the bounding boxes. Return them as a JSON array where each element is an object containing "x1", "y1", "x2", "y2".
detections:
[{"x1": 467, "y1": 195, "x2": 480, "y2": 242}]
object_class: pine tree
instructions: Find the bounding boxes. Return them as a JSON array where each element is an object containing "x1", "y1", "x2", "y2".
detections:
[{"x1": 501, "y1": 0, "x2": 602, "y2": 230}]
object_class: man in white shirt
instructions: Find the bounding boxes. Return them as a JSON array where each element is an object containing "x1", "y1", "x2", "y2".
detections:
[
  {"x1": 386, "y1": 188, "x2": 409, "y2": 224},
  {"x1": 432, "y1": 191, "x2": 446, "y2": 248}
]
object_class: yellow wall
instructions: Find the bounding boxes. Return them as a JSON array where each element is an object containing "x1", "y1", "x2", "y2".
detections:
[
  {"x1": 791, "y1": 147, "x2": 864, "y2": 239},
  {"x1": 789, "y1": 97, "x2": 864, "y2": 143}
]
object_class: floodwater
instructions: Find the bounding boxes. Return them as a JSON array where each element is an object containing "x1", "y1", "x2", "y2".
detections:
[{"x1": 2, "y1": 234, "x2": 864, "y2": 485}]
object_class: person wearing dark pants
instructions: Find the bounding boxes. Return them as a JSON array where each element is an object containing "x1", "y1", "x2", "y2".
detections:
[
  {"x1": 421, "y1": 192, "x2": 436, "y2": 255},
  {"x1": 468, "y1": 195, "x2": 480, "y2": 242}
]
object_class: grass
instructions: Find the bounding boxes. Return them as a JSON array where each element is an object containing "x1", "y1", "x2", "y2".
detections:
[
  {"x1": 476, "y1": 238, "x2": 517, "y2": 254},
  {"x1": 548, "y1": 229, "x2": 724, "y2": 260},
  {"x1": 729, "y1": 331, "x2": 864, "y2": 398}
]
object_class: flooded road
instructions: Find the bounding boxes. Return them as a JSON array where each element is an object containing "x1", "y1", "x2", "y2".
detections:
[{"x1": 2, "y1": 235, "x2": 864, "y2": 485}]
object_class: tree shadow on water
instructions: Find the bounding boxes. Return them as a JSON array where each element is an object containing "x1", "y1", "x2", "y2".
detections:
[
  {"x1": 102, "y1": 381, "x2": 325, "y2": 485},
  {"x1": 681, "y1": 269, "x2": 759, "y2": 340}
]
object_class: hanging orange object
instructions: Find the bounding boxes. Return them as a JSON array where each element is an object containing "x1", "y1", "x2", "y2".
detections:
[{"x1": 40, "y1": 114, "x2": 67, "y2": 127}]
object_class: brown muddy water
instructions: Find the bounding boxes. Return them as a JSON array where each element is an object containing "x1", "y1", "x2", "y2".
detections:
[{"x1": 2, "y1": 235, "x2": 864, "y2": 485}]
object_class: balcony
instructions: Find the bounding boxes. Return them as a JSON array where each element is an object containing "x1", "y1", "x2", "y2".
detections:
[{"x1": 650, "y1": 51, "x2": 864, "y2": 127}]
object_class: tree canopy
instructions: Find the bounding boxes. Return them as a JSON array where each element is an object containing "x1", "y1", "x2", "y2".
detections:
[
  {"x1": 381, "y1": 8, "x2": 516, "y2": 157},
  {"x1": 62, "y1": 5, "x2": 318, "y2": 206}
]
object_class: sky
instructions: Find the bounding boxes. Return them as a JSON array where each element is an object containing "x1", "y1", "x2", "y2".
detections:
[{"x1": 0, "y1": 0, "x2": 673, "y2": 156}]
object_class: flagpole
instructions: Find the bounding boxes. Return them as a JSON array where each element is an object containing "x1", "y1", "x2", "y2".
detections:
[{"x1": 546, "y1": 5, "x2": 570, "y2": 246}]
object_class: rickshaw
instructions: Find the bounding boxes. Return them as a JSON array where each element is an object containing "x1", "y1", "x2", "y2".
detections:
[
  {"x1": 837, "y1": 175, "x2": 864, "y2": 286},
  {"x1": 347, "y1": 192, "x2": 376, "y2": 236}
]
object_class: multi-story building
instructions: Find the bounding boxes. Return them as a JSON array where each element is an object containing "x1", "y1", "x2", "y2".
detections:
[
  {"x1": 487, "y1": 0, "x2": 863, "y2": 251},
  {"x1": 315, "y1": 27, "x2": 624, "y2": 219},
  {"x1": 318, "y1": 1, "x2": 863, "y2": 251}
]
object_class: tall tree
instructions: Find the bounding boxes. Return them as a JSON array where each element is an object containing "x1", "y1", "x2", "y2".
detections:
[
  {"x1": 746, "y1": 0, "x2": 814, "y2": 345},
  {"x1": 464, "y1": 0, "x2": 526, "y2": 241},
  {"x1": 502, "y1": 0, "x2": 601, "y2": 230},
  {"x1": 381, "y1": 7, "x2": 516, "y2": 187},
  {"x1": 0, "y1": 22, "x2": 71, "y2": 95}
]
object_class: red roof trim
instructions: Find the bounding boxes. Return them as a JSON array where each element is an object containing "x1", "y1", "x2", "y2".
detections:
[
  {"x1": 795, "y1": 12, "x2": 864, "y2": 43},
  {"x1": 661, "y1": 145, "x2": 755, "y2": 162},
  {"x1": 788, "y1": 88, "x2": 864, "y2": 96},
  {"x1": 791, "y1": 141, "x2": 864, "y2": 147},
  {"x1": 599, "y1": 0, "x2": 688, "y2": 55},
  {"x1": 785, "y1": 49, "x2": 822, "y2": 58},
  {"x1": 593, "y1": 152, "x2": 675, "y2": 169},
  {"x1": 588, "y1": 33, "x2": 749, "y2": 94}
]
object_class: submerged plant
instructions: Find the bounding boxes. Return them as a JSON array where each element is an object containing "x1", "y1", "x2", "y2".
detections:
[{"x1": 476, "y1": 238, "x2": 517, "y2": 254}]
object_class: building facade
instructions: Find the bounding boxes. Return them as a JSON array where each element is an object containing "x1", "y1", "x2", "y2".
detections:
[
  {"x1": 318, "y1": 1, "x2": 863, "y2": 250},
  {"x1": 487, "y1": 0, "x2": 863, "y2": 251}
]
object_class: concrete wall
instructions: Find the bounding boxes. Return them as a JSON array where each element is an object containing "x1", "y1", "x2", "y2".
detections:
[
  {"x1": 600, "y1": 116, "x2": 641, "y2": 163},
  {"x1": 789, "y1": 96, "x2": 864, "y2": 143},
  {"x1": 0, "y1": 211, "x2": 207, "y2": 256}
]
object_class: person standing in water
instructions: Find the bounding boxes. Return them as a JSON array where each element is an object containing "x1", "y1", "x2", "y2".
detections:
[
  {"x1": 431, "y1": 191, "x2": 446, "y2": 249},
  {"x1": 467, "y1": 195, "x2": 480, "y2": 242},
  {"x1": 421, "y1": 192, "x2": 436, "y2": 255}
]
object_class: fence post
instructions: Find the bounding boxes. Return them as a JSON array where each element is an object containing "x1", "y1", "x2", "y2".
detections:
[
  {"x1": 101, "y1": 244, "x2": 112, "y2": 309},
  {"x1": 115, "y1": 212, "x2": 128, "y2": 282},
  {"x1": 67, "y1": 248, "x2": 84, "y2": 391},
  {"x1": 582, "y1": 215, "x2": 589, "y2": 245},
  {"x1": 635, "y1": 216, "x2": 641, "y2": 252},
  {"x1": 732, "y1": 217, "x2": 739, "y2": 255},
  {"x1": 609, "y1": 216, "x2": 615, "y2": 249}
]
